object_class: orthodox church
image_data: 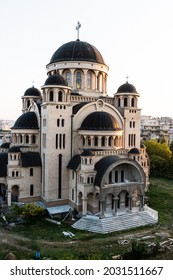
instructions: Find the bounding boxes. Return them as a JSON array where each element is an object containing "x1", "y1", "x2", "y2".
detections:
[{"x1": 0, "y1": 25, "x2": 158, "y2": 232}]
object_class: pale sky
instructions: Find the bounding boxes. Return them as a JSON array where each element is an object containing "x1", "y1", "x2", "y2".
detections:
[{"x1": 0, "y1": 0, "x2": 173, "y2": 121}]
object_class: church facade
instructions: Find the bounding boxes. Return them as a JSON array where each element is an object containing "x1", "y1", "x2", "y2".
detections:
[{"x1": 0, "y1": 33, "x2": 150, "y2": 219}]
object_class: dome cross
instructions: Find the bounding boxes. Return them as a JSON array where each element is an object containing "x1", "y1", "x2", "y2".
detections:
[{"x1": 76, "y1": 21, "x2": 81, "y2": 40}]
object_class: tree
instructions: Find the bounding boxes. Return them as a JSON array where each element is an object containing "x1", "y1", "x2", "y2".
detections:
[{"x1": 144, "y1": 139, "x2": 172, "y2": 178}]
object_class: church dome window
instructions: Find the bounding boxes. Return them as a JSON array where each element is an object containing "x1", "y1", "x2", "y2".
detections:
[
  {"x1": 124, "y1": 97, "x2": 128, "y2": 107},
  {"x1": 76, "y1": 71, "x2": 82, "y2": 89},
  {"x1": 87, "y1": 72, "x2": 92, "y2": 89},
  {"x1": 58, "y1": 91, "x2": 63, "y2": 102},
  {"x1": 65, "y1": 71, "x2": 71, "y2": 86},
  {"x1": 131, "y1": 97, "x2": 135, "y2": 107},
  {"x1": 49, "y1": 91, "x2": 54, "y2": 102}
]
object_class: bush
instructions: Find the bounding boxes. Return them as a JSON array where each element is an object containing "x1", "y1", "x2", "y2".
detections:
[{"x1": 15, "y1": 203, "x2": 46, "y2": 223}]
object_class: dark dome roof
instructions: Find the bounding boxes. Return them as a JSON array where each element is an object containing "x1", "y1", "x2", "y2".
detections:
[
  {"x1": 44, "y1": 74, "x2": 67, "y2": 86},
  {"x1": 129, "y1": 148, "x2": 140, "y2": 154},
  {"x1": 8, "y1": 146, "x2": 21, "y2": 153},
  {"x1": 12, "y1": 112, "x2": 39, "y2": 129},
  {"x1": 81, "y1": 149, "x2": 94, "y2": 157},
  {"x1": 24, "y1": 86, "x2": 41, "y2": 97},
  {"x1": 50, "y1": 40, "x2": 105, "y2": 65},
  {"x1": 79, "y1": 111, "x2": 118, "y2": 131},
  {"x1": 117, "y1": 82, "x2": 137, "y2": 93},
  {"x1": 0, "y1": 142, "x2": 10, "y2": 149}
]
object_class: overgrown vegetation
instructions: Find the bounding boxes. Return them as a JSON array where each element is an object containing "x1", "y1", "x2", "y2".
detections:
[{"x1": 143, "y1": 139, "x2": 173, "y2": 179}]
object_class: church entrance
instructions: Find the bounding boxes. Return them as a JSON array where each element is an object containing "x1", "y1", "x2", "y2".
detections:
[{"x1": 11, "y1": 185, "x2": 19, "y2": 202}]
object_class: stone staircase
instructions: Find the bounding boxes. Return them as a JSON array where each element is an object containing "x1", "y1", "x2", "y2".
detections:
[{"x1": 72, "y1": 209, "x2": 158, "y2": 234}]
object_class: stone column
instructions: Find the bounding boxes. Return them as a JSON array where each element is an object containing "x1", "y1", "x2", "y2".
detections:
[
  {"x1": 82, "y1": 198, "x2": 88, "y2": 216},
  {"x1": 113, "y1": 197, "x2": 119, "y2": 216},
  {"x1": 99, "y1": 200, "x2": 105, "y2": 219},
  {"x1": 138, "y1": 194, "x2": 144, "y2": 211},
  {"x1": 128, "y1": 195, "x2": 133, "y2": 212},
  {"x1": 7, "y1": 190, "x2": 11, "y2": 206}
]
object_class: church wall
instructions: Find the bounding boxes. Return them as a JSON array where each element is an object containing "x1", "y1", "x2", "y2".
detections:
[{"x1": 41, "y1": 103, "x2": 72, "y2": 202}]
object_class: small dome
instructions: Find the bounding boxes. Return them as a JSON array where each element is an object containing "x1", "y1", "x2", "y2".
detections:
[
  {"x1": 79, "y1": 111, "x2": 118, "y2": 131},
  {"x1": 44, "y1": 74, "x2": 67, "y2": 86},
  {"x1": 8, "y1": 146, "x2": 21, "y2": 153},
  {"x1": 81, "y1": 149, "x2": 94, "y2": 157},
  {"x1": 12, "y1": 112, "x2": 39, "y2": 129},
  {"x1": 49, "y1": 40, "x2": 105, "y2": 65},
  {"x1": 24, "y1": 86, "x2": 41, "y2": 97},
  {"x1": 0, "y1": 142, "x2": 10, "y2": 149},
  {"x1": 129, "y1": 148, "x2": 140, "y2": 154},
  {"x1": 117, "y1": 82, "x2": 137, "y2": 93}
]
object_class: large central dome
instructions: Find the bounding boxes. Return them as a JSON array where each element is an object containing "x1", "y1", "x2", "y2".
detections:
[
  {"x1": 50, "y1": 40, "x2": 105, "y2": 65},
  {"x1": 79, "y1": 111, "x2": 119, "y2": 131}
]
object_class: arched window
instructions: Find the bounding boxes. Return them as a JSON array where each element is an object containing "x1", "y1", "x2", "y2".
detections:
[
  {"x1": 124, "y1": 97, "x2": 128, "y2": 107},
  {"x1": 101, "y1": 136, "x2": 105, "y2": 146},
  {"x1": 58, "y1": 91, "x2": 63, "y2": 102},
  {"x1": 26, "y1": 135, "x2": 29, "y2": 144},
  {"x1": 30, "y1": 168, "x2": 33, "y2": 176},
  {"x1": 88, "y1": 136, "x2": 91, "y2": 146},
  {"x1": 118, "y1": 98, "x2": 121, "y2": 107},
  {"x1": 32, "y1": 135, "x2": 36, "y2": 144},
  {"x1": 108, "y1": 136, "x2": 112, "y2": 146},
  {"x1": 30, "y1": 185, "x2": 34, "y2": 196},
  {"x1": 66, "y1": 71, "x2": 71, "y2": 86},
  {"x1": 94, "y1": 136, "x2": 98, "y2": 146},
  {"x1": 87, "y1": 72, "x2": 92, "y2": 89},
  {"x1": 131, "y1": 98, "x2": 135, "y2": 107},
  {"x1": 109, "y1": 172, "x2": 112, "y2": 183},
  {"x1": 27, "y1": 100, "x2": 30, "y2": 108},
  {"x1": 76, "y1": 71, "x2": 82, "y2": 89},
  {"x1": 121, "y1": 170, "x2": 124, "y2": 182},
  {"x1": 115, "y1": 170, "x2": 118, "y2": 182},
  {"x1": 49, "y1": 91, "x2": 53, "y2": 102}
]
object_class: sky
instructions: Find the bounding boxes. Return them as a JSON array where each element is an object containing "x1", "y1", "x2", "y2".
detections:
[{"x1": 0, "y1": 0, "x2": 173, "y2": 121}]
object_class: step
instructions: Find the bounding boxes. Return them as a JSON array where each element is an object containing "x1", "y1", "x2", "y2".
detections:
[{"x1": 72, "y1": 210, "x2": 158, "y2": 234}]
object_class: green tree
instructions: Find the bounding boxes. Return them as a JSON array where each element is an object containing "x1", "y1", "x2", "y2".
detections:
[{"x1": 144, "y1": 139, "x2": 172, "y2": 177}]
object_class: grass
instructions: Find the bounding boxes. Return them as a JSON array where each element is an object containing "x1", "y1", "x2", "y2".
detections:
[
  {"x1": 146, "y1": 177, "x2": 173, "y2": 226},
  {"x1": 0, "y1": 176, "x2": 173, "y2": 260}
]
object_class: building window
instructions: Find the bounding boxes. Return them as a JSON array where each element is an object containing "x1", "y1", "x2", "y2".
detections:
[
  {"x1": 43, "y1": 134, "x2": 46, "y2": 148},
  {"x1": 121, "y1": 170, "x2": 124, "y2": 182},
  {"x1": 58, "y1": 91, "x2": 63, "y2": 102},
  {"x1": 66, "y1": 71, "x2": 71, "y2": 86},
  {"x1": 43, "y1": 119, "x2": 46, "y2": 127},
  {"x1": 30, "y1": 184, "x2": 34, "y2": 196},
  {"x1": 87, "y1": 72, "x2": 92, "y2": 89},
  {"x1": 57, "y1": 119, "x2": 60, "y2": 127},
  {"x1": 101, "y1": 136, "x2": 105, "y2": 146},
  {"x1": 131, "y1": 98, "x2": 135, "y2": 107},
  {"x1": 32, "y1": 135, "x2": 36, "y2": 144},
  {"x1": 115, "y1": 170, "x2": 118, "y2": 182},
  {"x1": 124, "y1": 97, "x2": 128, "y2": 107},
  {"x1": 50, "y1": 91, "x2": 53, "y2": 102},
  {"x1": 26, "y1": 135, "x2": 29, "y2": 143},
  {"x1": 76, "y1": 71, "x2": 82, "y2": 89},
  {"x1": 94, "y1": 136, "x2": 98, "y2": 146},
  {"x1": 72, "y1": 188, "x2": 74, "y2": 201},
  {"x1": 63, "y1": 134, "x2": 65, "y2": 149},
  {"x1": 27, "y1": 100, "x2": 30, "y2": 108},
  {"x1": 62, "y1": 119, "x2": 64, "y2": 127},
  {"x1": 118, "y1": 98, "x2": 121, "y2": 107},
  {"x1": 30, "y1": 168, "x2": 33, "y2": 176}
]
